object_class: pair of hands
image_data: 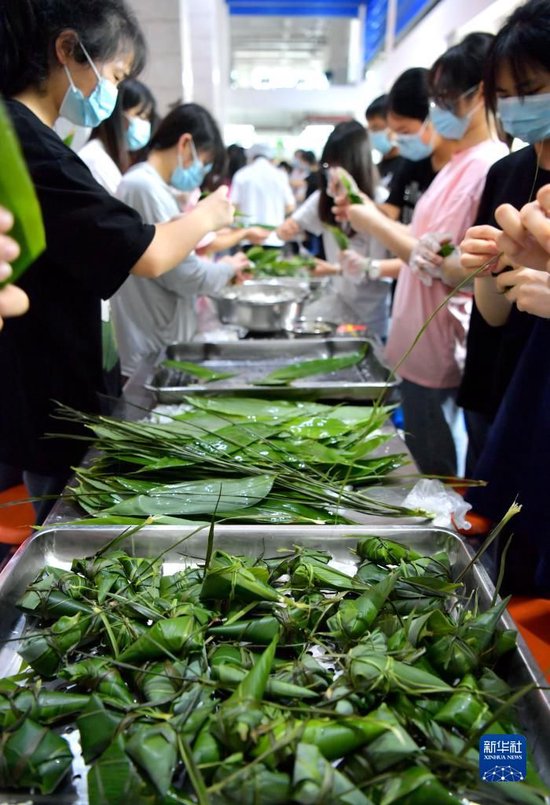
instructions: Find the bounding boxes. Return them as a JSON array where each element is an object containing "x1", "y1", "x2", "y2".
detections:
[
  {"x1": 460, "y1": 185, "x2": 550, "y2": 318},
  {"x1": 0, "y1": 207, "x2": 29, "y2": 330}
]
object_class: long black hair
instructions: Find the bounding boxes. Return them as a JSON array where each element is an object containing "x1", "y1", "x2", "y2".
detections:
[
  {"x1": 484, "y1": 0, "x2": 550, "y2": 115},
  {"x1": 388, "y1": 68, "x2": 430, "y2": 121},
  {"x1": 0, "y1": 0, "x2": 146, "y2": 97},
  {"x1": 429, "y1": 32, "x2": 494, "y2": 101},
  {"x1": 317, "y1": 120, "x2": 375, "y2": 226},
  {"x1": 89, "y1": 79, "x2": 155, "y2": 173},
  {"x1": 149, "y1": 103, "x2": 225, "y2": 165}
]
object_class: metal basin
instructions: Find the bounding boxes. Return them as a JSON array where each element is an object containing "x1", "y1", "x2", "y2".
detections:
[
  {"x1": 285, "y1": 317, "x2": 338, "y2": 338},
  {"x1": 210, "y1": 282, "x2": 304, "y2": 332}
]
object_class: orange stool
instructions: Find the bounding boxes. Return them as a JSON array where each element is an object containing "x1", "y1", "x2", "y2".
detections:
[
  {"x1": 0, "y1": 484, "x2": 35, "y2": 546},
  {"x1": 508, "y1": 597, "x2": 550, "y2": 682}
]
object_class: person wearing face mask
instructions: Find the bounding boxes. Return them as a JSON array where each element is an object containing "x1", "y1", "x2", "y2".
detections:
[
  {"x1": 378, "y1": 69, "x2": 455, "y2": 224},
  {"x1": 0, "y1": 0, "x2": 234, "y2": 523},
  {"x1": 457, "y1": 0, "x2": 550, "y2": 475},
  {"x1": 78, "y1": 79, "x2": 155, "y2": 195},
  {"x1": 365, "y1": 94, "x2": 403, "y2": 190},
  {"x1": 111, "y1": 103, "x2": 242, "y2": 377},
  {"x1": 333, "y1": 34, "x2": 508, "y2": 478}
]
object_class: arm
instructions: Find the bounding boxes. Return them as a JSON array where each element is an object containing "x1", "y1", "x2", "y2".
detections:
[
  {"x1": 347, "y1": 201, "x2": 417, "y2": 262},
  {"x1": 377, "y1": 202, "x2": 401, "y2": 221},
  {"x1": 132, "y1": 187, "x2": 234, "y2": 278},
  {"x1": 198, "y1": 226, "x2": 270, "y2": 255},
  {"x1": 157, "y1": 252, "x2": 235, "y2": 298}
]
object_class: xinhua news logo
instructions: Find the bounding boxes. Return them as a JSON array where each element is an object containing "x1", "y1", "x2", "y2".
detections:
[{"x1": 479, "y1": 734, "x2": 527, "y2": 782}]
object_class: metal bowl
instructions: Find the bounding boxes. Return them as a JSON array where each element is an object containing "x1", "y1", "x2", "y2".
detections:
[
  {"x1": 210, "y1": 282, "x2": 305, "y2": 333},
  {"x1": 285, "y1": 317, "x2": 338, "y2": 338}
]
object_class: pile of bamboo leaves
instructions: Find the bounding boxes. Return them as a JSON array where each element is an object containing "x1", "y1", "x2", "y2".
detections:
[
  {"x1": 58, "y1": 397, "x2": 423, "y2": 525},
  {"x1": 0, "y1": 534, "x2": 546, "y2": 804}
]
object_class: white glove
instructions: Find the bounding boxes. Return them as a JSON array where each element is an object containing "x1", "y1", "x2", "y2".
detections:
[
  {"x1": 340, "y1": 249, "x2": 381, "y2": 284},
  {"x1": 409, "y1": 232, "x2": 454, "y2": 287}
]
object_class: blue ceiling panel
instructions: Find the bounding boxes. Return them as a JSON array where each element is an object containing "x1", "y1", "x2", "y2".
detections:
[
  {"x1": 396, "y1": 0, "x2": 439, "y2": 36},
  {"x1": 227, "y1": 1, "x2": 362, "y2": 17},
  {"x1": 364, "y1": 0, "x2": 387, "y2": 65}
]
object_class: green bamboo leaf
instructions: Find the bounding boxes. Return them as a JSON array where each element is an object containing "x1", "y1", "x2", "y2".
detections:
[
  {"x1": 326, "y1": 225, "x2": 350, "y2": 251},
  {"x1": 161, "y1": 359, "x2": 236, "y2": 383},
  {"x1": 126, "y1": 723, "x2": 178, "y2": 798},
  {"x1": 88, "y1": 735, "x2": 157, "y2": 805},
  {"x1": 0, "y1": 99, "x2": 46, "y2": 285},
  {"x1": 254, "y1": 347, "x2": 367, "y2": 386},
  {"x1": 102, "y1": 474, "x2": 275, "y2": 516},
  {"x1": 0, "y1": 719, "x2": 72, "y2": 795}
]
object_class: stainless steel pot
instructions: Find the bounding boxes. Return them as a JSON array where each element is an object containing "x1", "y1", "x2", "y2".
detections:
[
  {"x1": 284, "y1": 317, "x2": 338, "y2": 338},
  {"x1": 210, "y1": 282, "x2": 304, "y2": 333}
]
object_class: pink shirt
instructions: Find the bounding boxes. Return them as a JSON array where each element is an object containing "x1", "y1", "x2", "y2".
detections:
[{"x1": 385, "y1": 139, "x2": 508, "y2": 389}]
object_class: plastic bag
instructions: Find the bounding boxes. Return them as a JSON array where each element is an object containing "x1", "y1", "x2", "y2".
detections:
[{"x1": 403, "y1": 479, "x2": 471, "y2": 530}]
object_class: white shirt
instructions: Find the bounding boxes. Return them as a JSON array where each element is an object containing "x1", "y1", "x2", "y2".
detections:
[
  {"x1": 292, "y1": 190, "x2": 391, "y2": 338},
  {"x1": 111, "y1": 162, "x2": 235, "y2": 376},
  {"x1": 78, "y1": 139, "x2": 122, "y2": 196},
  {"x1": 230, "y1": 157, "x2": 295, "y2": 246}
]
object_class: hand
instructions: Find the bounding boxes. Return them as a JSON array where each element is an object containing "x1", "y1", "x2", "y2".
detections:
[
  {"x1": 245, "y1": 226, "x2": 271, "y2": 245},
  {"x1": 409, "y1": 232, "x2": 452, "y2": 286},
  {"x1": 520, "y1": 184, "x2": 550, "y2": 257},
  {"x1": 196, "y1": 186, "x2": 234, "y2": 232},
  {"x1": 313, "y1": 258, "x2": 341, "y2": 277},
  {"x1": 495, "y1": 265, "x2": 550, "y2": 318},
  {"x1": 276, "y1": 218, "x2": 301, "y2": 240},
  {"x1": 494, "y1": 202, "x2": 550, "y2": 273},
  {"x1": 340, "y1": 249, "x2": 368, "y2": 283},
  {"x1": 460, "y1": 224, "x2": 506, "y2": 275},
  {"x1": 0, "y1": 207, "x2": 29, "y2": 330},
  {"x1": 221, "y1": 251, "x2": 252, "y2": 272}
]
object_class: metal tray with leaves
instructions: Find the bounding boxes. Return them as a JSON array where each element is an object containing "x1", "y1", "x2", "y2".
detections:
[
  {"x1": 144, "y1": 338, "x2": 397, "y2": 403},
  {"x1": 0, "y1": 525, "x2": 549, "y2": 803}
]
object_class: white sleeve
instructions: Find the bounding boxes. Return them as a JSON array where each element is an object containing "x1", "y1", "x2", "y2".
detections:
[
  {"x1": 282, "y1": 174, "x2": 295, "y2": 207},
  {"x1": 157, "y1": 253, "x2": 235, "y2": 298},
  {"x1": 291, "y1": 190, "x2": 323, "y2": 236}
]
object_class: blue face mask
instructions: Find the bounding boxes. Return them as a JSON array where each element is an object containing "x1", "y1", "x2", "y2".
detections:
[
  {"x1": 497, "y1": 93, "x2": 550, "y2": 144},
  {"x1": 370, "y1": 130, "x2": 393, "y2": 156},
  {"x1": 59, "y1": 39, "x2": 118, "y2": 128},
  {"x1": 171, "y1": 140, "x2": 212, "y2": 192},
  {"x1": 126, "y1": 117, "x2": 151, "y2": 151},
  {"x1": 430, "y1": 102, "x2": 479, "y2": 140},
  {"x1": 395, "y1": 127, "x2": 434, "y2": 161}
]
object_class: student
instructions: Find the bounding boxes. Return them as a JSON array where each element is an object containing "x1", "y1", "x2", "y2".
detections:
[
  {"x1": 336, "y1": 34, "x2": 508, "y2": 476},
  {"x1": 79, "y1": 78, "x2": 155, "y2": 194},
  {"x1": 457, "y1": 0, "x2": 550, "y2": 472},
  {"x1": 277, "y1": 121, "x2": 392, "y2": 339},
  {"x1": 381, "y1": 68, "x2": 455, "y2": 223},
  {"x1": 0, "y1": 0, "x2": 233, "y2": 522},
  {"x1": 112, "y1": 103, "x2": 245, "y2": 376},
  {"x1": 365, "y1": 93, "x2": 403, "y2": 189},
  {"x1": 0, "y1": 207, "x2": 29, "y2": 329},
  {"x1": 460, "y1": 184, "x2": 550, "y2": 595}
]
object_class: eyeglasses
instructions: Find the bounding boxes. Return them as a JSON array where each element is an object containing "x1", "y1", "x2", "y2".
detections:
[{"x1": 430, "y1": 84, "x2": 479, "y2": 114}]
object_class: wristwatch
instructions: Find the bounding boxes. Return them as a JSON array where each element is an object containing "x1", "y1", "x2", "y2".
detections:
[{"x1": 365, "y1": 258, "x2": 381, "y2": 279}]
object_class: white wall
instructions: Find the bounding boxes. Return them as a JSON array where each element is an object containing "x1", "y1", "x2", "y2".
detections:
[{"x1": 128, "y1": 0, "x2": 184, "y2": 113}]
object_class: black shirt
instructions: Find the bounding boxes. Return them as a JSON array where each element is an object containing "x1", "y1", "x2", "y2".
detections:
[
  {"x1": 387, "y1": 157, "x2": 436, "y2": 224},
  {"x1": 377, "y1": 154, "x2": 404, "y2": 189},
  {"x1": 457, "y1": 146, "x2": 547, "y2": 418},
  {"x1": 0, "y1": 100, "x2": 155, "y2": 473}
]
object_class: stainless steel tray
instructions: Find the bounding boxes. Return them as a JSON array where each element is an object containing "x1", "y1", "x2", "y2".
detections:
[
  {"x1": 0, "y1": 525, "x2": 549, "y2": 803},
  {"x1": 144, "y1": 338, "x2": 397, "y2": 403}
]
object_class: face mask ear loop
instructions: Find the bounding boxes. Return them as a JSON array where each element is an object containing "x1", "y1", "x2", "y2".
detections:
[
  {"x1": 76, "y1": 38, "x2": 102, "y2": 82},
  {"x1": 63, "y1": 64, "x2": 77, "y2": 91}
]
